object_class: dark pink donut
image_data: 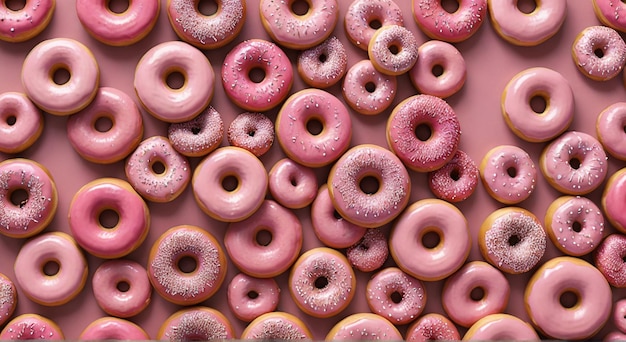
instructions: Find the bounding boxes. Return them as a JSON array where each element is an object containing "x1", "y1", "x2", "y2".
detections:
[{"x1": 428, "y1": 150, "x2": 478, "y2": 202}]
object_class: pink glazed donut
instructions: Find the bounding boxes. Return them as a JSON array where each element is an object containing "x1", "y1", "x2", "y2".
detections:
[
  {"x1": 0, "y1": 0, "x2": 55, "y2": 42},
  {"x1": 76, "y1": 0, "x2": 160, "y2": 46},
  {"x1": 269, "y1": 158, "x2": 318, "y2": 209},
  {"x1": 405, "y1": 313, "x2": 460, "y2": 342},
  {"x1": 412, "y1": 0, "x2": 487, "y2": 42},
  {"x1": 594, "y1": 234, "x2": 626, "y2": 287},
  {"x1": 227, "y1": 112, "x2": 274, "y2": 157},
  {"x1": 22, "y1": 38, "x2": 99, "y2": 115},
  {"x1": 311, "y1": 184, "x2": 366, "y2": 249},
  {"x1": 0, "y1": 314, "x2": 63, "y2": 340},
  {"x1": 489, "y1": 0, "x2": 567, "y2": 46},
  {"x1": 344, "y1": 0, "x2": 404, "y2": 50},
  {"x1": 597, "y1": 102, "x2": 626, "y2": 160},
  {"x1": 342, "y1": 59, "x2": 397, "y2": 116},
  {"x1": 603, "y1": 168, "x2": 626, "y2": 233},
  {"x1": 409, "y1": 40, "x2": 466, "y2": 98},
  {"x1": 297, "y1": 36, "x2": 348, "y2": 88},
  {"x1": 227, "y1": 273, "x2": 280, "y2": 322},
  {"x1": 79, "y1": 317, "x2": 149, "y2": 340},
  {"x1": 614, "y1": 299, "x2": 626, "y2": 333},
  {"x1": 572, "y1": 25, "x2": 626, "y2": 81},
  {"x1": 594, "y1": 0, "x2": 626, "y2": 32},
  {"x1": 241, "y1": 312, "x2": 313, "y2": 339},
  {"x1": 346, "y1": 228, "x2": 389, "y2": 272},
  {"x1": 0, "y1": 273, "x2": 16, "y2": 326},
  {"x1": 479, "y1": 145, "x2": 537, "y2": 204},
  {"x1": 545, "y1": 196, "x2": 604, "y2": 256},
  {"x1": 428, "y1": 150, "x2": 479, "y2": 203},
  {"x1": 368, "y1": 25, "x2": 419, "y2": 76},
  {"x1": 0, "y1": 92, "x2": 43, "y2": 154},
  {"x1": 158, "y1": 307, "x2": 235, "y2": 340},
  {"x1": 92, "y1": 260, "x2": 151, "y2": 318},
  {"x1": 326, "y1": 313, "x2": 403, "y2": 340},
  {"x1": 463, "y1": 314, "x2": 539, "y2": 340},
  {"x1": 167, "y1": 106, "x2": 224, "y2": 158},
  {"x1": 366, "y1": 267, "x2": 426, "y2": 325},
  {"x1": 390, "y1": 199, "x2": 470, "y2": 281},
  {"x1": 606, "y1": 331, "x2": 626, "y2": 341}
]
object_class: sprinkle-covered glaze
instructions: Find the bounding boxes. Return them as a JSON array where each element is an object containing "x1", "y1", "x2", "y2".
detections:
[
  {"x1": 0, "y1": 0, "x2": 55, "y2": 42},
  {"x1": 479, "y1": 145, "x2": 537, "y2": 204},
  {"x1": 597, "y1": 102, "x2": 626, "y2": 160},
  {"x1": 92, "y1": 260, "x2": 151, "y2": 318},
  {"x1": 269, "y1": 158, "x2": 318, "y2": 209},
  {"x1": 79, "y1": 317, "x2": 149, "y2": 340},
  {"x1": 603, "y1": 168, "x2": 626, "y2": 233},
  {"x1": 325, "y1": 313, "x2": 403, "y2": 340},
  {"x1": 342, "y1": 59, "x2": 397, "y2": 116},
  {"x1": 0, "y1": 314, "x2": 63, "y2": 340},
  {"x1": 298, "y1": 36, "x2": 347, "y2": 88},
  {"x1": 346, "y1": 228, "x2": 388, "y2": 272},
  {"x1": 311, "y1": 184, "x2": 366, "y2": 249},
  {"x1": 227, "y1": 112, "x2": 275, "y2": 157},
  {"x1": 0, "y1": 92, "x2": 43, "y2": 154},
  {"x1": 593, "y1": 0, "x2": 626, "y2": 32},
  {"x1": 344, "y1": 0, "x2": 404, "y2": 50},
  {"x1": 167, "y1": 106, "x2": 224, "y2": 158},
  {"x1": 158, "y1": 307, "x2": 234, "y2": 341},
  {"x1": 572, "y1": 25, "x2": 626, "y2": 81},
  {"x1": 463, "y1": 314, "x2": 539, "y2": 340},
  {"x1": 227, "y1": 273, "x2": 280, "y2": 322},
  {"x1": 405, "y1": 313, "x2": 460, "y2": 342},
  {"x1": 545, "y1": 196, "x2": 604, "y2": 256},
  {"x1": 412, "y1": 0, "x2": 487, "y2": 43},
  {"x1": 368, "y1": 25, "x2": 419, "y2": 76},
  {"x1": 594, "y1": 234, "x2": 626, "y2": 287},
  {"x1": 489, "y1": 0, "x2": 567, "y2": 46},
  {"x1": 428, "y1": 150, "x2": 478, "y2": 203},
  {"x1": 240, "y1": 312, "x2": 312, "y2": 339},
  {"x1": 409, "y1": 40, "x2": 466, "y2": 98},
  {"x1": 366, "y1": 267, "x2": 426, "y2": 325},
  {"x1": 0, "y1": 273, "x2": 15, "y2": 326}
]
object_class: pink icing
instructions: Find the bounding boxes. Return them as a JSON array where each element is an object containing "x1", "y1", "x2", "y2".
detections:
[
  {"x1": 366, "y1": 267, "x2": 426, "y2": 325},
  {"x1": 603, "y1": 168, "x2": 626, "y2": 233},
  {"x1": 298, "y1": 36, "x2": 347, "y2": 88},
  {"x1": 92, "y1": 260, "x2": 151, "y2": 318},
  {"x1": 489, "y1": 0, "x2": 567, "y2": 46},
  {"x1": 0, "y1": 314, "x2": 63, "y2": 340},
  {"x1": 342, "y1": 59, "x2": 397, "y2": 115},
  {"x1": 311, "y1": 185, "x2": 366, "y2": 249},
  {"x1": 545, "y1": 196, "x2": 604, "y2": 256},
  {"x1": 480, "y1": 145, "x2": 537, "y2": 204},
  {"x1": 614, "y1": 298, "x2": 626, "y2": 333},
  {"x1": 572, "y1": 25, "x2": 626, "y2": 81},
  {"x1": 79, "y1": 317, "x2": 149, "y2": 340},
  {"x1": 594, "y1": 0, "x2": 626, "y2": 32},
  {"x1": 0, "y1": 0, "x2": 55, "y2": 42},
  {"x1": 412, "y1": 0, "x2": 487, "y2": 42},
  {"x1": 326, "y1": 313, "x2": 403, "y2": 340},
  {"x1": 0, "y1": 273, "x2": 15, "y2": 326},
  {"x1": 268, "y1": 158, "x2": 318, "y2": 209},
  {"x1": 405, "y1": 313, "x2": 460, "y2": 341},
  {"x1": 240, "y1": 312, "x2": 312, "y2": 339},
  {"x1": 606, "y1": 331, "x2": 626, "y2": 341},
  {"x1": 346, "y1": 228, "x2": 388, "y2": 272},
  {"x1": 167, "y1": 105, "x2": 224, "y2": 158},
  {"x1": 227, "y1": 112, "x2": 275, "y2": 157},
  {"x1": 428, "y1": 150, "x2": 478, "y2": 202},
  {"x1": 409, "y1": 40, "x2": 466, "y2": 98},
  {"x1": 227, "y1": 273, "x2": 280, "y2": 322},
  {"x1": 594, "y1": 234, "x2": 626, "y2": 287},
  {"x1": 597, "y1": 102, "x2": 626, "y2": 160},
  {"x1": 463, "y1": 314, "x2": 539, "y2": 340},
  {"x1": 158, "y1": 307, "x2": 234, "y2": 340},
  {"x1": 368, "y1": 25, "x2": 418, "y2": 75},
  {"x1": 0, "y1": 92, "x2": 43, "y2": 153},
  {"x1": 344, "y1": 0, "x2": 404, "y2": 50}
]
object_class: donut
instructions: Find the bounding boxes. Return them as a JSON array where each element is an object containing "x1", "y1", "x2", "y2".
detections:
[
  {"x1": 22, "y1": 38, "x2": 99, "y2": 116},
  {"x1": 325, "y1": 313, "x2": 403, "y2": 340},
  {"x1": 594, "y1": 234, "x2": 626, "y2": 287},
  {"x1": 0, "y1": 314, "x2": 63, "y2": 340},
  {"x1": 463, "y1": 314, "x2": 539, "y2": 340},
  {"x1": 0, "y1": 92, "x2": 43, "y2": 154},
  {"x1": 409, "y1": 40, "x2": 466, "y2": 98},
  {"x1": 276, "y1": 88, "x2": 352, "y2": 167},
  {"x1": 79, "y1": 317, "x2": 149, "y2": 340},
  {"x1": 342, "y1": 59, "x2": 398, "y2": 116},
  {"x1": 92, "y1": 260, "x2": 151, "y2": 318},
  {"x1": 167, "y1": 105, "x2": 224, "y2": 158},
  {"x1": 390, "y1": 199, "x2": 470, "y2": 281},
  {"x1": 311, "y1": 184, "x2": 366, "y2": 249},
  {"x1": 405, "y1": 313, "x2": 460, "y2": 342},
  {"x1": 428, "y1": 150, "x2": 479, "y2": 203},
  {"x1": 479, "y1": 145, "x2": 537, "y2": 204},
  {"x1": 366, "y1": 267, "x2": 426, "y2": 325},
  {"x1": 597, "y1": 102, "x2": 626, "y2": 160},
  {"x1": 603, "y1": 168, "x2": 626, "y2": 233},
  {"x1": 344, "y1": 0, "x2": 404, "y2": 50},
  {"x1": 289, "y1": 247, "x2": 356, "y2": 318},
  {"x1": 221, "y1": 39, "x2": 293, "y2": 112},
  {"x1": 268, "y1": 158, "x2": 318, "y2": 209},
  {"x1": 0, "y1": 273, "x2": 16, "y2": 327},
  {"x1": 501, "y1": 67, "x2": 574, "y2": 142},
  {"x1": 227, "y1": 273, "x2": 280, "y2": 322},
  {"x1": 224, "y1": 200, "x2": 303, "y2": 278},
  {"x1": 13, "y1": 232, "x2": 87, "y2": 306},
  {"x1": 76, "y1": 0, "x2": 160, "y2": 46},
  {"x1": 368, "y1": 25, "x2": 419, "y2": 76},
  {"x1": 227, "y1": 112, "x2": 274, "y2": 157},
  {"x1": 134, "y1": 41, "x2": 214, "y2": 123},
  {"x1": 489, "y1": 0, "x2": 567, "y2": 46},
  {"x1": 614, "y1": 298, "x2": 626, "y2": 333},
  {"x1": 192, "y1": 146, "x2": 267, "y2": 222},
  {"x1": 412, "y1": 0, "x2": 488, "y2": 43},
  {"x1": 259, "y1": 0, "x2": 339, "y2": 50},
  {"x1": 240, "y1": 312, "x2": 313, "y2": 339},
  {"x1": 572, "y1": 25, "x2": 626, "y2": 81},
  {"x1": 0, "y1": 158, "x2": 58, "y2": 238},
  {"x1": 328, "y1": 144, "x2": 411, "y2": 228},
  {"x1": 346, "y1": 228, "x2": 388, "y2": 273},
  {"x1": 387, "y1": 94, "x2": 461, "y2": 172},
  {"x1": 166, "y1": 0, "x2": 245, "y2": 49},
  {"x1": 540, "y1": 131, "x2": 608, "y2": 195},
  {"x1": 606, "y1": 331, "x2": 626, "y2": 341},
  {"x1": 158, "y1": 307, "x2": 235, "y2": 340},
  {"x1": 479, "y1": 207, "x2": 546, "y2": 274},
  {"x1": 442, "y1": 261, "x2": 510, "y2": 328},
  {"x1": 545, "y1": 195, "x2": 604, "y2": 256},
  {"x1": 525, "y1": 256, "x2": 612, "y2": 340},
  {"x1": 297, "y1": 36, "x2": 348, "y2": 88},
  {"x1": 593, "y1": 0, "x2": 626, "y2": 32},
  {"x1": 148, "y1": 225, "x2": 227, "y2": 305},
  {"x1": 0, "y1": 0, "x2": 55, "y2": 42}
]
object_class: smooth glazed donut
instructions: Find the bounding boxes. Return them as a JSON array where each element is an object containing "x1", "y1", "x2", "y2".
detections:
[
  {"x1": 390, "y1": 199, "x2": 470, "y2": 281},
  {"x1": 597, "y1": 102, "x2": 626, "y2": 160},
  {"x1": 405, "y1": 313, "x2": 460, "y2": 342},
  {"x1": 0, "y1": 273, "x2": 16, "y2": 326},
  {"x1": 428, "y1": 150, "x2": 479, "y2": 203},
  {"x1": 0, "y1": 314, "x2": 63, "y2": 340},
  {"x1": 268, "y1": 158, "x2": 318, "y2": 209},
  {"x1": 134, "y1": 41, "x2": 214, "y2": 123},
  {"x1": 479, "y1": 145, "x2": 537, "y2": 204},
  {"x1": 311, "y1": 184, "x2": 366, "y2": 249},
  {"x1": 463, "y1": 314, "x2": 539, "y2": 340},
  {"x1": 22, "y1": 38, "x2": 99, "y2": 115},
  {"x1": 368, "y1": 25, "x2": 419, "y2": 76},
  {"x1": 614, "y1": 299, "x2": 626, "y2": 333},
  {"x1": 594, "y1": 0, "x2": 626, "y2": 32},
  {"x1": 240, "y1": 312, "x2": 313, "y2": 339},
  {"x1": 227, "y1": 112, "x2": 275, "y2": 157},
  {"x1": 167, "y1": 0, "x2": 245, "y2": 49},
  {"x1": 606, "y1": 331, "x2": 626, "y2": 341},
  {"x1": 489, "y1": 0, "x2": 567, "y2": 46},
  {"x1": 545, "y1": 196, "x2": 604, "y2": 256},
  {"x1": 525, "y1": 256, "x2": 612, "y2": 340},
  {"x1": 594, "y1": 234, "x2": 626, "y2": 287},
  {"x1": 79, "y1": 317, "x2": 149, "y2": 340},
  {"x1": 603, "y1": 168, "x2": 626, "y2": 233},
  {"x1": 572, "y1": 25, "x2": 626, "y2": 81},
  {"x1": 344, "y1": 0, "x2": 404, "y2": 50},
  {"x1": 342, "y1": 59, "x2": 397, "y2": 116},
  {"x1": 0, "y1": 158, "x2": 57, "y2": 238},
  {"x1": 148, "y1": 225, "x2": 227, "y2": 305},
  {"x1": 412, "y1": 0, "x2": 487, "y2": 42},
  {"x1": 346, "y1": 228, "x2": 388, "y2": 272},
  {"x1": 227, "y1": 273, "x2": 280, "y2": 322},
  {"x1": 297, "y1": 36, "x2": 348, "y2": 88},
  {"x1": 366, "y1": 267, "x2": 426, "y2": 325},
  {"x1": 502, "y1": 67, "x2": 574, "y2": 142},
  {"x1": 192, "y1": 146, "x2": 267, "y2": 222},
  {"x1": 409, "y1": 40, "x2": 466, "y2": 98},
  {"x1": 326, "y1": 313, "x2": 403, "y2": 340},
  {"x1": 14, "y1": 232, "x2": 87, "y2": 306},
  {"x1": 92, "y1": 260, "x2": 151, "y2": 318},
  {"x1": 158, "y1": 307, "x2": 235, "y2": 340},
  {"x1": 0, "y1": 0, "x2": 55, "y2": 42},
  {"x1": 0, "y1": 92, "x2": 43, "y2": 154},
  {"x1": 167, "y1": 106, "x2": 224, "y2": 158}
]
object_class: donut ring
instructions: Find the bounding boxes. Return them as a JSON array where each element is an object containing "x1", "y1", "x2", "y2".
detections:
[
  {"x1": 597, "y1": 102, "x2": 626, "y2": 161},
  {"x1": 593, "y1": 0, "x2": 626, "y2": 32},
  {"x1": 311, "y1": 184, "x2": 366, "y2": 249},
  {"x1": 479, "y1": 145, "x2": 537, "y2": 204},
  {"x1": 545, "y1": 195, "x2": 604, "y2": 256},
  {"x1": 409, "y1": 40, "x2": 466, "y2": 98},
  {"x1": 594, "y1": 234, "x2": 626, "y2": 288},
  {"x1": 412, "y1": 0, "x2": 488, "y2": 43},
  {"x1": 298, "y1": 36, "x2": 347, "y2": 89},
  {"x1": 241, "y1": 312, "x2": 313, "y2": 339},
  {"x1": 368, "y1": 25, "x2": 419, "y2": 76},
  {"x1": 463, "y1": 314, "x2": 539, "y2": 340},
  {"x1": 603, "y1": 168, "x2": 626, "y2": 234},
  {"x1": 79, "y1": 317, "x2": 149, "y2": 340},
  {"x1": 344, "y1": 0, "x2": 404, "y2": 50},
  {"x1": 158, "y1": 307, "x2": 235, "y2": 340},
  {"x1": 572, "y1": 25, "x2": 626, "y2": 81},
  {"x1": 92, "y1": 260, "x2": 152, "y2": 318},
  {"x1": 428, "y1": 150, "x2": 479, "y2": 203},
  {"x1": 342, "y1": 59, "x2": 398, "y2": 116},
  {"x1": 0, "y1": 0, "x2": 55, "y2": 42},
  {"x1": 346, "y1": 228, "x2": 388, "y2": 273},
  {"x1": 0, "y1": 92, "x2": 43, "y2": 154},
  {"x1": 227, "y1": 273, "x2": 280, "y2": 322},
  {"x1": 227, "y1": 112, "x2": 275, "y2": 157},
  {"x1": 326, "y1": 313, "x2": 403, "y2": 340},
  {"x1": 489, "y1": 0, "x2": 567, "y2": 46},
  {"x1": 0, "y1": 314, "x2": 63, "y2": 340},
  {"x1": 167, "y1": 105, "x2": 224, "y2": 158},
  {"x1": 366, "y1": 267, "x2": 427, "y2": 325},
  {"x1": 405, "y1": 313, "x2": 460, "y2": 342},
  {"x1": 0, "y1": 273, "x2": 16, "y2": 327},
  {"x1": 268, "y1": 158, "x2": 318, "y2": 209},
  {"x1": 613, "y1": 298, "x2": 626, "y2": 333}
]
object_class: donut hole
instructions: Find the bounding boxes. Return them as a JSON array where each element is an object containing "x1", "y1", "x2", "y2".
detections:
[
  {"x1": 9, "y1": 188, "x2": 28, "y2": 208},
  {"x1": 559, "y1": 290, "x2": 580, "y2": 309},
  {"x1": 388, "y1": 44, "x2": 400, "y2": 55},
  {"x1": 106, "y1": 0, "x2": 129, "y2": 14},
  {"x1": 365, "y1": 82, "x2": 377, "y2": 93},
  {"x1": 247, "y1": 290, "x2": 259, "y2": 299},
  {"x1": 98, "y1": 209, "x2": 120, "y2": 229},
  {"x1": 255, "y1": 229, "x2": 273, "y2": 246},
  {"x1": 594, "y1": 48, "x2": 605, "y2": 59},
  {"x1": 52, "y1": 67, "x2": 71, "y2": 86},
  {"x1": 221, "y1": 175, "x2": 239, "y2": 192},
  {"x1": 441, "y1": 0, "x2": 460, "y2": 14},
  {"x1": 246, "y1": 128, "x2": 256, "y2": 137},
  {"x1": 421, "y1": 230, "x2": 442, "y2": 249},
  {"x1": 177, "y1": 255, "x2": 198, "y2": 274},
  {"x1": 368, "y1": 19, "x2": 382, "y2": 30},
  {"x1": 569, "y1": 158, "x2": 581, "y2": 170},
  {"x1": 449, "y1": 168, "x2": 461, "y2": 181},
  {"x1": 94, "y1": 116, "x2": 114, "y2": 133},
  {"x1": 415, "y1": 123, "x2": 432, "y2": 141},
  {"x1": 516, "y1": 0, "x2": 537, "y2": 14},
  {"x1": 314, "y1": 276, "x2": 329, "y2": 289},
  {"x1": 431, "y1": 64, "x2": 444, "y2": 77},
  {"x1": 165, "y1": 71, "x2": 186, "y2": 90},
  {"x1": 151, "y1": 161, "x2": 166, "y2": 175},
  {"x1": 508, "y1": 234, "x2": 521, "y2": 246},
  {"x1": 191, "y1": 126, "x2": 202, "y2": 135},
  {"x1": 506, "y1": 166, "x2": 517, "y2": 178},
  {"x1": 116, "y1": 281, "x2": 130, "y2": 292},
  {"x1": 390, "y1": 291, "x2": 402, "y2": 304},
  {"x1": 4, "y1": 0, "x2": 25, "y2": 11},
  {"x1": 318, "y1": 53, "x2": 328, "y2": 63},
  {"x1": 358, "y1": 242, "x2": 369, "y2": 251},
  {"x1": 359, "y1": 175, "x2": 380, "y2": 195},
  {"x1": 290, "y1": 0, "x2": 310, "y2": 16},
  {"x1": 42, "y1": 260, "x2": 60, "y2": 276},
  {"x1": 5, "y1": 115, "x2": 16, "y2": 126},
  {"x1": 249, "y1": 67, "x2": 266, "y2": 83},
  {"x1": 470, "y1": 287, "x2": 485, "y2": 301},
  {"x1": 572, "y1": 221, "x2": 582, "y2": 233},
  {"x1": 305, "y1": 117, "x2": 324, "y2": 136},
  {"x1": 530, "y1": 95, "x2": 547, "y2": 114},
  {"x1": 196, "y1": 0, "x2": 218, "y2": 16},
  {"x1": 332, "y1": 210, "x2": 343, "y2": 220},
  {"x1": 289, "y1": 176, "x2": 298, "y2": 187}
]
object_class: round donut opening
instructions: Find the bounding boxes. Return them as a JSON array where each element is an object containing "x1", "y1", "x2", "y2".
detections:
[
  {"x1": 365, "y1": 82, "x2": 377, "y2": 93},
  {"x1": 248, "y1": 67, "x2": 266, "y2": 83},
  {"x1": 247, "y1": 290, "x2": 259, "y2": 299},
  {"x1": 314, "y1": 276, "x2": 329, "y2": 289},
  {"x1": 5, "y1": 115, "x2": 16, "y2": 126},
  {"x1": 305, "y1": 117, "x2": 324, "y2": 136},
  {"x1": 516, "y1": 0, "x2": 537, "y2": 14},
  {"x1": 42, "y1": 260, "x2": 60, "y2": 276},
  {"x1": 530, "y1": 95, "x2": 547, "y2": 114},
  {"x1": 388, "y1": 44, "x2": 400, "y2": 55},
  {"x1": 415, "y1": 123, "x2": 432, "y2": 141},
  {"x1": 191, "y1": 126, "x2": 202, "y2": 135},
  {"x1": 470, "y1": 287, "x2": 485, "y2": 301},
  {"x1": 9, "y1": 188, "x2": 28, "y2": 208},
  {"x1": 594, "y1": 47, "x2": 605, "y2": 59},
  {"x1": 116, "y1": 281, "x2": 130, "y2": 292},
  {"x1": 449, "y1": 168, "x2": 461, "y2": 181},
  {"x1": 151, "y1": 160, "x2": 166, "y2": 175},
  {"x1": 94, "y1": 116, "x2": 114, "y2": 133},
  {"x1": 421, "y1": 229, "x2": 442, "y2": 249},
  {"x1": 572, "y1": 221, "x2": 582, "y2": 233},
  {"x1": 332, "y1": 209, "x2": 343, "y2": 220},
  {"x1": 221, "y1": 175, "x2": 239, "y2": 192},
  {"x1": 106, "y1": 0, "x2": 130, "y2": 14},
  {"x1": 52, "y1": 67, "x2": 71, "y2": 86},
  {"x1": 369, "y1": 19, "x2": 382, "y2": 30},
  {"x1": 289, "y1": 176, "x2": 298, "y2": 187},
  {"x1": 165, "y1": 71, "x2": 186, "y2": 90},
  {"x1": 569, "y1": 158, "x2": 581, "y2": 170},
  {"x1": 559, "y1": 290, "x2": 580, "y2": 309},
  {"x1": 99, "y1": 209, "x2": 120, "y2": 229},
  {"x1": 318, "y1": 53, "x2": 328, "y2": 63},
  {"x1": 246, "y1": 128, "x2": 256, "y2": 137},
  {"x1": 290, "y1": 0, "x2": 310, "y2": 16},
  {"x1": 508, "y1": 234, "x2": 521, "y2": 246},
  {"x1": 506, "y1": 166, "x2": 517, "y2": 178},
  {"x1": 4, "y1": 0, "x2": 25, "y2": 11},
  {"x1": 359, "y1": 175, "x2": 380, "y2": 195},
  {"x1": 390, "y1": 291, "x2": 403, "y2": 304},
  {"x1": 177, "y1": 255, "x2": 198, "y2": 274},
  {"x1": 255, "y1": 228, "x2": 273, "y2": 246},
  {"x1": 197, "y1": 0, "x2": 218, "y2": 16},
  {"x1": 441, "y1": 0, "x2": 460, "y2": 14},
  {"x1": 431, "y1": 64, "x2": 444, "y2": 77}
]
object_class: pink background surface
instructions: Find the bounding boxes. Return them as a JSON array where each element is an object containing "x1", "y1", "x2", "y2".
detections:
[{"x1": 1, "y1": 0, "x2": 626, "y2": 339}]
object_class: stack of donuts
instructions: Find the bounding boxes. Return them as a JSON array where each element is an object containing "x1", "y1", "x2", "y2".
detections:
[{"x1": 0, "y1": 0, "x2": 626, "y2": 340}]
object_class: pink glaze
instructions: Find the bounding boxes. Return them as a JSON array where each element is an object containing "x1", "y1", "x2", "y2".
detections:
[
  {"x1": 366, "y1": 267, "x2": 426, "y2": 325},
  {"x1": 572, "y1": 25, "x2": 626, "y2": 81},
  {"x1": 489, "y1": 0, "x2": 567, "y2": 46},
  {"x1": 606, "y1": 331, "x2": 626, "y2": 341},
  {"x1": 268, "y1": 158, "x2": 318, "y2": 209},
  {"x1": 428, "y1": 150, "x2": 478, "y2": 203},
  {"x1": 479, "y1": 145, "x2": 537, "y2": 204},
  {"x1": 298, "y1": 36, "x2": 347, "y2": 88},
  {"x1": 540, "y1": 131, "x2": 608, "y2": 195},
  {"x1": 240, "y1": 312, "x2": 312, "y2": 339},
  {"x1": 192, "y1": 146, "x2": 267, "y2": 222},
  {"x1": 0, "y1": 158, "x2": 57, "y2": 238},
  {"x1": 0, "y1": 0, "x2": 55, "y2": 42},
  {"x1": 603, "y1": 168, "x2": 626, "y2": 233},
  {"x1": 463, "y1": 314, "x2": 539, "y2": 340},
  {"x1": 405, "y1": 313, "x2": 460, "y2": 342},
  {"x1": 0, "y1": 92, "x2": 43, "y2": 154},
  {"x1": 442, "y1": 261, "x2": 510, "y2": 327},
  {"x1": 158, "y1": 307, "x2": 234, "y2": 340},
  {"x1": 390, "y1": 199, "x2": 470, "y2": 281},
  {"x1": 502, "y1": 67, "x2": 574, "y2": 142},
  {"x1": 92, "y1": 260, "x2": 151, "y2": 318},
  {"x1": 167, "y1": 105, "x2": 223, "y2": 158},
  {"x1": 342, "y1": 59, "x2": 397, "y2": 115},
  {"x1": 0, "y1": 273, "x2": 16, "y2": 326},
  {"x1": 387, "y1": 94, "x2": 461, "y2": 172},
  {"x1": 0, "y1": 314, "x2": 63, "y2": 340},
  {"x1": 326, "y1": 313, "x2": 403, "y2": 340},
  {"x1": 597, "y1": 102, "x2": 626, "y2": 160},
  {"x1": 76, "y1": 0, "x2": 159, "y2": 46},
  {"x1": 409, "y1": 40, "x2": 466, "y2": 98},
  {"x1": 259, "y1": 0, "x2": 338, "y2": 49},
  {"x1": 368, "y1": 25, "x2": 418, "y2": 76},
  {"x1": 311, "y1": 185, "x2": 366, "y2": 249},
  {"x1": 227, "y1": 273, "x2": 280, "y2": 322},
  {"x1": 328, "y1": 144, "x2": 410, "y2": 228},
  {"x1": 79, "y1": 317, "x2": 149, "y2": 340},
  {"x1": 346, "y1": 228, "x2": 388, "y2": 272},
  {"x1": 545, "y1": 195, "x2": 604, "y2": 256},
  {"x1": 221, "y1": 39, "x2": 293, "y2": 112},
  {"x1": 412, "y1": 0, "x2": 487, "y2": 42},
  {"x1": 525, "y1": 256, "x2": 612, "y2": 340},
  {"x1": 67, "y1": 87, "x2": 143, "y2": 164},
  {"x1": 13, "y1": 232, "x2": 87, "y2": 306},
  {"x1": 595, "y1": 234, "x2": 626, "y2": 287},
  {"x1": 594, "y1": 0, "x2": 626, "y2": 32},
  {"x1": 22, "y1": 38, "x2": 99, "y2": 115},
  {"x1": 227, "y1": 112, "x2": 274, "y2": 157},
  {"x1": 614, "y1": 299, "x2": 626, "y2": 333},
  {"x1": 134, "y1": 41, "x2": 214, "y2": 123},
  {"x1": 225, "y1": 200, "x2": 303, "y2": 278},
  {"x1": 344, "y1": 0, "x2": 404, "y2": 50}
]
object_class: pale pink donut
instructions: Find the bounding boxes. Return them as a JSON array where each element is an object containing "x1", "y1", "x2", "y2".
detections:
[
  {"x1": 597, "y1": 102, "x2": 626, "y2": 160},
  {"x1": 390, "y1": 199, "x2": 470, "y2": 281},
  {"x1": 227, "y1": 112, "x2": 274, "y2": 157},
  {"x1": 614, "y1": 299, "x2": 626, "y2": 333},
  {"x1": 594, "y1": 0, "x2": 626, "y2": 32},
  {"x1": 79, "y1": 317, "x2": 149, "y2": 340},
  {"x1": 298, "y1": 36, "x2": 347, "y2": 88},
  {"x1": 221, "y1": 39, "x2": 293, "y2": 112},
  {"x1": 14, "y1": 232, "x2": 87, "y2": 306},
  {"x1": 489, "y1": 0, "x2": 567, "y2": 46},
  {"x1": 479, "y1": 145, "x2": 537, "y2": 204},
  {"x1": 344, "y1": 0, "x2": 404, "y2": 50},
  {"x1": 346, "y1": 228, "x2": 388, "y2": 272},
  {"x1": 227, "y1": 273, "x2": 280, "y2": 322},
  {"x1": 92, "y1": 260, "x2": 151, "y2": 318},
  {"x1": 545, "y1": 196, "x2": 604, "y2": 256},
  {"x1": 342, "y1": 59, "x2": 397, "y2": 116},
  {"x1": 241, "y1": 312, "x2": 312, "y2": 339},
  {"x1": 409, "y1": 40, "x2": 466, "y2": 98},
  {"x1": 412, "y1": 0, "x2": 487, "y2": 42},
  {"x1": 442, "y1": 261, "x2": 510, "y2": 328},
  {"x1": 502, "y1": 67, "x2": 574, "y2": 142},
  {"x1": 603, "y1": 168, "x2": 626, "y2": 233},
  {"x1": 0, "y1": 0, "x2": 55, "y2": 42},
  {"x1": 463, "y1": 314, "x2": 539, "y2": 340},
  {"x1": 311, "y1": 184, "x2": 366, "y2": 249},
  {"x1": 269, "y1": 158, "x2": 318, "y2": 209},
  {"x1": 158, "y1": 307, "x2": 234, "y2": 340},
  {"x1": 0, "y1": 273, "x2": 16, "y2": 326},
  {"x1": 594, "y1": 234, "x2": 626, "y2": 287},
  {"x1": 192, "y1": 146, "x2": 267, "y2": 222},
  {"x1": 606, "y1": 331, "x2": 626, "y2": 341},
  {"x1": 366, "y1": 267, "x2": 426, "y2": 325},
  {"x1": 134, "y1": 41, "x2": 214, "y2": 123},
  {"x1": 76, "y1": 0, "x2": 159, "y2": 46},
  {"x1": 22, "y1": 38, "x2": 99, "y2": 115},
  {"x1": 67, "y1": 87, "x2": 143, "y2": 164},
  {"x1": 0, "y1": 314, "x2": 63, "y2": 340},
  {"x1": 0, "y1": 92, "x2": 43, "y2": 154},
  {"x1": 368, "y1": 25, "x2": 419, "y2": 76},
  {"x1": 428, "y1": 150, "x2": 479, "y2": 203},
  {"x1": 326, "y1": 313, "x2": 403, "y2": 340},
  {"x1": 405, "y1": 313, "x2": 460, "y2": 342},
  {"x1": 572, "y1": 25, "x2": 626, "y2": 81},
  {"x1": 167, "y1": 106, "x2": 224, "y2": 158}
]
